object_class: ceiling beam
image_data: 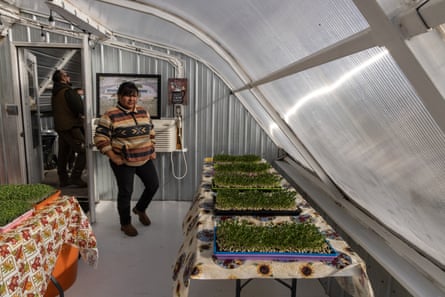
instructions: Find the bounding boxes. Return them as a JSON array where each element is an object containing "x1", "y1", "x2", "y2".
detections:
[
  {"x1": 233, "y1": 29, "x2": 376, "y2": 93},
  {"x1": 352, "y1": 0, "x2": 445, "y2": 135},
  {"x1": 38, "y1": 49, "x2": 77, "y2": 96},
  {"x1": 46, "y1": 0, "x2": 112, "y2": 40}
]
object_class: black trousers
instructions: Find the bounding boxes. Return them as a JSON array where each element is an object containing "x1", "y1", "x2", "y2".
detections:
[
  {"x1": 56, "y1": 127, "x2": 86, "y2": 182},
  {"x1": 110, "y1": 159, "x2": 159, "y2": 225}
]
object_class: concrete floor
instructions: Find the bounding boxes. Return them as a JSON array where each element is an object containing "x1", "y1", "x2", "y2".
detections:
[{"x1": 62, "y1": 200, "x2": 329, "y2": 297}]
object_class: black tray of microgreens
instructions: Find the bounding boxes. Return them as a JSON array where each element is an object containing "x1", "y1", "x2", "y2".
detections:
[
  {"x1": 212, "y1": 154, "x2": 262, "y2": 163},
  {"x1": 213, "y1": 188, "x2": 302, "y2": 216},
  {"x1": 213, "y1": 161, "x2": 272, "y2": 173},
  {"x1": 212, "y1": 171, "x2": 282, "y2": 190},
  {"x1": 214, "y1": 218, "x2": 339, "y2": 261}
]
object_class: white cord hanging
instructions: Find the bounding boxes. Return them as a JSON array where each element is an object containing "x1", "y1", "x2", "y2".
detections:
[{"x1": 170, "y1": 149, "x2": 187, "y2": 179}]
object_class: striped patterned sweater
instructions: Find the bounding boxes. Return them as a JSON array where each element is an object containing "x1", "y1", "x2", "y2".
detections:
[{"x1": 94, "y1": 104, "x2": 156, "y2": 166}]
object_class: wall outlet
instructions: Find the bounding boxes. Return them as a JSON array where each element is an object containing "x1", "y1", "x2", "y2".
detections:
[{"x1": 174, "y1": 104, "x2": 184, "y2": 118}]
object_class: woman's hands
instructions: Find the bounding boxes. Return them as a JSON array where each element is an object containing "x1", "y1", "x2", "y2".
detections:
[{"x1": 107, "y1": 151, "x2": 125, "y2": 165}]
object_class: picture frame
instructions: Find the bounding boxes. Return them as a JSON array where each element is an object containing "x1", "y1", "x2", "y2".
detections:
[{"x1": 96, "y1": 73, "x2": 161, "y2": 118}]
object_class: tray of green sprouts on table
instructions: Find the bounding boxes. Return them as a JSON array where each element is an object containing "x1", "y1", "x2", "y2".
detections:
[
  {"x1": 211, "y1": 154, "x2": 301, "y2": 215},
  {"x1": 0, "y1": 184, "x2": 58, "y2": 232},
  {"x1": 214, "y1": 217, "x2": 339, "y2": 261}
]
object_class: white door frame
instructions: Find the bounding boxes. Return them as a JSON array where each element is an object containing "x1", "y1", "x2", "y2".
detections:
[{"x1": 17, "y1": 48, "x2": 43, "y2": 184}]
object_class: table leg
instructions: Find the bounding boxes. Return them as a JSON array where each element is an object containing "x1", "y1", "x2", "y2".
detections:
[
  {"x1": 235, "y1": 279, "x2": 253, "y2": 297},
  {"x1": 274, "y1": 279, "x2": 298, "y2": 297},
  {"x1": 291, "y1": 279, "x2": 297, "y2": 297},
  {"x1": 236, "y1": 279, "x2": 297, "y2": 297}
]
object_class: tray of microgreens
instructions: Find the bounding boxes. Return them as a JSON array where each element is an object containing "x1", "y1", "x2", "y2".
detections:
[
  {"x1": 213, "y1": 188, "x2": 301, "y2": 216},
  {"x1": 213, "y1": 161, "x2": 272, "y2": 173},
  {"x1": 214, "y1": 218, "x2": 338, "y2": 261},
  {"x1": 0, "y1": 184, "x2": 57, "y2": 228},
  {"x1": 212, "y1": 171, "x2": 282, "y2": 189},
  {"x1": 212, "y1": 154, "x2": 262, "y2": 163}
]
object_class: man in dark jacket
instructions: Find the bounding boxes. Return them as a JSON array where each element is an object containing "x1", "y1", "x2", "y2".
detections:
[{"x1": 51, "y1": 69, "x2": 87, "y2": 187}]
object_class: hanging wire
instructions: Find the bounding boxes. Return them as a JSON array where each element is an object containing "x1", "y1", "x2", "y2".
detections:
[
  {"x1": 48, "y1": 10, "x2": 55, "y2": 27},
  {"x1": 170, "y1": 150, "x2": 188, "y2": 180},
  {"x1": 40, "y1": 25, "x2": 45, "y2": 41},
  {"x1": 170, "y1": 130, "x2": 188, "y2": 181}
]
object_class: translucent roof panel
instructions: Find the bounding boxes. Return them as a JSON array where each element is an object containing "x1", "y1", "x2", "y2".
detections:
[
  {"x1": 237, "y1": 90, "x2": 312, "y2": 170},
  {"x1": 259, "y1": 46, "x2": 445, "y2": 266},
  {"x1": 140, "y1": 0, "x2": 369, "y2": 81}
]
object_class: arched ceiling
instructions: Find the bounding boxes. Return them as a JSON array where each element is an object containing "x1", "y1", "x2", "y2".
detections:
[{"x1": 15, "y1": 0, "x2": 369, "y2": 89}]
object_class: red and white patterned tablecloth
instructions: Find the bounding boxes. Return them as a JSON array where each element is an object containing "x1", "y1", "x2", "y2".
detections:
[{"x1": 0, "y1": 195, "x2": 98, "y2": 296}]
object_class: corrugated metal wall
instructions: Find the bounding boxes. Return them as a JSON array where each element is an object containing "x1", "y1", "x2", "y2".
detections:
[
  {"x1": 1, "y1": 20, "x2": 279, "y2": 200},
  {"x1": 91, "y1": 42, "x2": 278, "y2": 201}
]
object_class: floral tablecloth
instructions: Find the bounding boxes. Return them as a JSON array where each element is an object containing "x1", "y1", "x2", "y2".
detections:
[
  {"x1": 172, "y1": 161, "x2": 374, "y2": 297},
  {"x1": 0, "y1": 195, "x2": 98, "y2": 296}
]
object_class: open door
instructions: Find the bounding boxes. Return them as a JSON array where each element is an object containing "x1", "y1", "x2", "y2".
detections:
[
  {"x1": 18, "y1": 49, "x2": 44, "y2": 184},
  {"x1": 14, "y1": 43, "x2": 94, "y2": 222}
]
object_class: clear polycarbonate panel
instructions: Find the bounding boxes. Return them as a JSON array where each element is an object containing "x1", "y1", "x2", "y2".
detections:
[
  {"x1": 152, "y1": 0, "x2": 369, "y2": 81},
  {"x1": 260, "y1": 47, "x2": 445, "y2": 266},
  {"x1": 149, "y1": 0, "x2": 369, "y2": 81},
  {"x1": 237, "y1": 90, "x2": 312, "y2": 171}
]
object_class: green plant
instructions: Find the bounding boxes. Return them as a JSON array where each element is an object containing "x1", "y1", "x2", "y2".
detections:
[
  {"x1": 0, "y1": 184, "x2": 56, "y2": 227},
  {"x1": 214, "y1": 162, "x2": 271, "y2": 173},
  {"x1": 0, "y1": 184, "x2": 56, "y2": 203},
  {"x1": 213, "y1": 171, "x2": 281, "y2": 188},
  {"x1": 216, "y1": 219, "x2": 330, "y2": 254},
  {"x1": 0, "y1": 200, "x2": 33, "y2": 226},
  {"x1": 215, "y1": 189, "x2": 296, "y2": 210},
  {"x1": 213, "y1": 154, "x2": 261, "y2": 163}
]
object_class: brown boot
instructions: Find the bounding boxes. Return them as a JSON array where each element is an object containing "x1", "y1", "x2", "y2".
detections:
[
  {"x1": 132, "y1": 207, "x2": 151, "y2": 226},
  {"x1": 120, "y1": 224, "x2": 138, "y2": 236}
]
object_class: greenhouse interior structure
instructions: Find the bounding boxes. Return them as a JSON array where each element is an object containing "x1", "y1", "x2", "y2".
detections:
[{"x1": 1, "y1": 0, "x2": 445, "y2": 297}]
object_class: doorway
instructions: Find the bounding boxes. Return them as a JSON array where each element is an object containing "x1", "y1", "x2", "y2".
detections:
[
  {"x1": 17, "y1": 49, "x2": 44, "y2": 184},
  {"x1": 17, "y1": 46, "x2": 89, "y2": 211}
]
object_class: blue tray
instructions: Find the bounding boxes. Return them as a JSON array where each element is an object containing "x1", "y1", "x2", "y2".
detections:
[{"x1": 213, "y1": 228, "x2": 339, "y2": 261}]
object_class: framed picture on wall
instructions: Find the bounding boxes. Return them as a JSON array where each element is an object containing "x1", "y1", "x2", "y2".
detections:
[{"x1": 96, "y1": 73, "x2": 161, "y2": 118}]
